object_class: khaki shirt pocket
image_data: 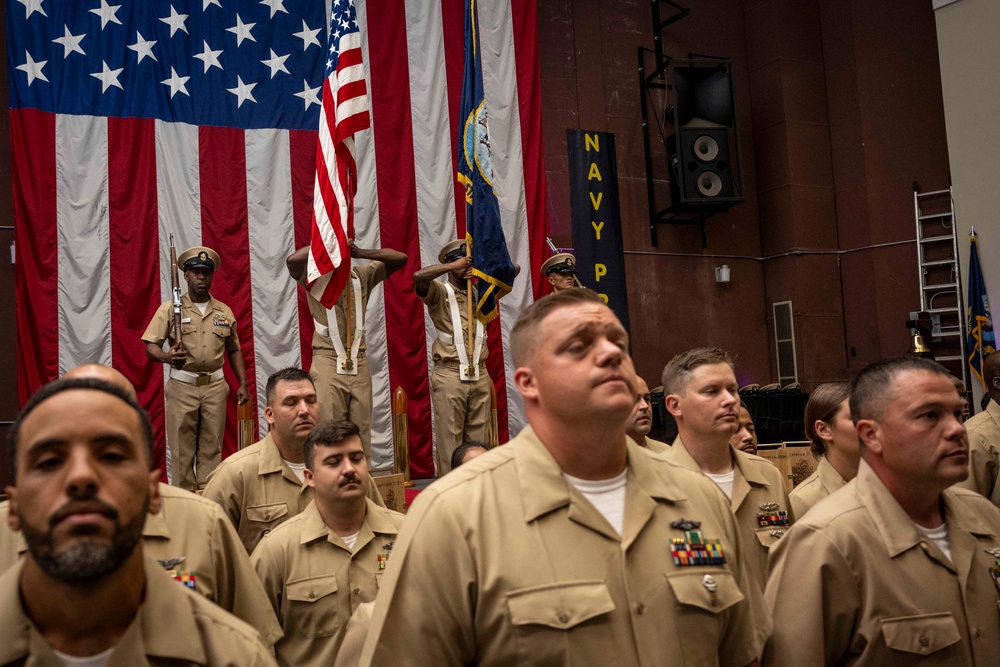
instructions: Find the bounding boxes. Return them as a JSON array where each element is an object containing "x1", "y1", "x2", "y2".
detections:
[
  {"x1": 283, "y1": 576, "x2": 340, "y2": 638},
  {"x1": 880, "y1": 612, "x2": 961, "y2": 656},
  {"x1": 754, "y1": 526, "x2": 786, "y2": 548},
  {"x1": 212, "y1": 325, "x2": 232, "y2": 338},
  {"x1": 505, "y1": 581, "x2": 615, "y2": 663},
  {"x1": 665, "y1": 569, "x2": 744, "y2": 614},
  {"x1": 246, "y1": 502, "x2": 288, "y2": 525},
  {"x1": 180, "y1": 323, "x2": 198, "y2": 337}
]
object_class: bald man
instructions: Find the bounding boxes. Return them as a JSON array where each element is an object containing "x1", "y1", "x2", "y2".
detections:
[{"x1": 1, "y1": 364, "x2": 284, "y2": 645}]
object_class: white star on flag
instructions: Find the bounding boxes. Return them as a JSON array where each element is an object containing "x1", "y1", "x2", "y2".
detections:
[
  {"x1": 91, "y1": 60, "x2": 124, "y2": 93},
  {"x1": 260, "y1": 0, "x2": 288, "y2": 19},
  {"x1": 227, "y1": 15, "x2": 257, "y2": 47},
  {"x1": 16, "y1": 52, "x2": 48, "y2": 86},
  {"x1": 53, "y1": 25, "x2": 86, "y2": 57},
  {"x1": 294, "y1": 80, "x2": 321, "y2": 110},
  {"x1": 18, "y1": 0, "x2": 46, "y2": 19},
  {"x1": 161, "y1": 67, "x2": 190, "y2": 98},
  {"x1": 203, "y1": 0, "x2": 221, "y2": 9},
  {"x1": 261, "y1": 49, "x2": 290, "y2": 79},
  {"x1": 127, "y1": 31, "x2": 158, "y2": 63},
  {"x1": 160, "y1": 5, "x2": 189, "y2": 37},
  {"x1": 90, "y1": 0, "x2": 122, "y2": 29},
  {"x1": 227, "y1": 75, "x2": 257, "y2": 108},
  {"x1": 293, "y1": 20, "x2": 321, "y2": 51},
  {"x1": 193, "y1": 41, "x2": 223, "y2": 73}
]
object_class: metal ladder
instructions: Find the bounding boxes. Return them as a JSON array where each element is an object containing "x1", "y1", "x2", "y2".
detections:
[{"x1": 913, "y1": 187, "x2": 968, "y2": 385}]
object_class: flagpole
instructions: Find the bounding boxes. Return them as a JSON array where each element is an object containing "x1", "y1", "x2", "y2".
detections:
[{"x1": 467, "y1": 242, "x2": 475, "y2": 374}]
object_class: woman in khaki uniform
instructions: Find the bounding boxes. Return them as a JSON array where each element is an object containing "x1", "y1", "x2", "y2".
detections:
[{"x1": 789, "y1": 382, "x2": 859, "y2": 518}]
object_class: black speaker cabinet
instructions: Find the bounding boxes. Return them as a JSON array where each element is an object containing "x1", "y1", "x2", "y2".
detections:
[{"x1": 667, "y1": 125, "x2": 734, "y2": 203}]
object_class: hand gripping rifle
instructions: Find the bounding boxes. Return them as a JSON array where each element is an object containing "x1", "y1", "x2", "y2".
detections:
[{"x1": 169, "y1": 235, "x2": 185, "y2": 358}]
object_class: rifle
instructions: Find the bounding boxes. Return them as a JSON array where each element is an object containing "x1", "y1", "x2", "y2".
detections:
[{"x1": 169, "y1": 235, "x2": 185, "y2": 359}]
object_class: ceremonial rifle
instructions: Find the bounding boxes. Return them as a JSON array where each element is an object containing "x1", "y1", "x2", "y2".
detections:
[{"x1": 169, "y1": 235, "x2": 185, "y2": 362}]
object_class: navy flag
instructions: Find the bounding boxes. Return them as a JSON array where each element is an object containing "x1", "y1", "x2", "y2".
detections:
[
  {"x1": 967, "y1": 234, "x2": 996, "y2": 390},
  {"x1": 457, "y1": 0, "x2": 516, "y2": 323}
]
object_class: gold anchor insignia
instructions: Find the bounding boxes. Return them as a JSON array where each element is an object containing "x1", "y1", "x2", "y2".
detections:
[
  {"x1": 198, "y1": 251, "x2": 208, "y2": 261},
  {"x1": 566, "y1": 257, "x2": 574, "y2": 268}
]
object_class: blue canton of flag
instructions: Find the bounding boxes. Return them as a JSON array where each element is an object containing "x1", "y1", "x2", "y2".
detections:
[
  {"x1": 8, "y1": 0, "x2": 327, "y2": 130},
  {"x1": 967, "y1": 234, "x2": 996, "y2": 390},
  {"x1": 457, "y1": 0, "x2": 516, "y2": 324}
]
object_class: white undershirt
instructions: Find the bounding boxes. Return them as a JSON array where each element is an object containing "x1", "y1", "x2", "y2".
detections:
[
  {"x1": 283, "y1": 460, "x2": 306, "y2": 483},
  {"x1": 916, "y1": 522, "x2": 953, "y2": 563},
  {"x1": 194, "y1": 301, "x2": 209, "y2": 315},
  {"x1": 562, "y1": 469, "x2": 628, "y2": 536},
  {"x1": 705, "y1": 470, "x2": 735, "y2": 500},
  {"x1": 342, "y1": 530, "x2": 360, "y2": 551},
  {"x1": 53, "y1": 647, "x2": 114, "y2": 667}
]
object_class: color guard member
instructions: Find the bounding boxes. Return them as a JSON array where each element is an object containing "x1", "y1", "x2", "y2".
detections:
[
  {"x1": 765, "y1": 357, "x2": 1000, "y2": 665},
  {"x1": 540, "y1": 252, "x2": 578, "y2": 292},
  {"x1": 286, "y1": 242, "x2": 407, "y2": 458},
  {"x1": 142, "y1": 246, "x2": 249, "y2": 491},
  {"x1": 359, "y1": 290, "x2": 764, "y2": 666}
]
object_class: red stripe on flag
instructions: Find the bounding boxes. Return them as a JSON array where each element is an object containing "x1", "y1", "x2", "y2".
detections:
[
  {"x1": 337, "y1": 47, "x2": 364, "y2": 70},
  {"x1": 11, "y1": 108, "x2": 59, "y2": 403},
  {"x1": 198, "y1": 126, "x2": 256, "y2": 460},
  {"x1": 108, "y1": 117, "x2": 167, "y2": 478},
  {"x1": 367, "y1": 0, "x2": 434, "y2": 478},
  {"x1": 512, "y1": 0, "x2": 549, "y2": 300},
  {"x1": 290, "y1": 129, "x2": 317, "y2": 372}
]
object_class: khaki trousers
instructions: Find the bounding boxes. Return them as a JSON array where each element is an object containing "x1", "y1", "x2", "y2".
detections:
[
  {"x1": 165, "y1": 376, "x2": 228, "y2": 490},
  {"x1": 311, "y1": 351, "x2": 373, "y2": 457},
  {"x1": 430, "y1": 364, "x2": 490, "y2": 476}
]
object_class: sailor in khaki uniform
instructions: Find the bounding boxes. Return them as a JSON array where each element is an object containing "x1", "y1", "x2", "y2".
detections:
[
  {"x1": 252, "y1": 421, "x2": 405, "y2": 667},
  {"x1": 956, "y1": 352, "x2": 1000, "y2": 505},
  {"x1": 660, "y1": 348, "x2": 793, "y2": 589},
  {"x1": 414, "y1": 240, "x2": 491, "y2": 476},
  {"x1": 359, "y1": 290, "x2": 764, "y2": 666},
  {"x1": 541, "y1": 252, "x2": 579, "y2": 292},
  {"x1": 286, "y1": 243, "x2": 407, "y2": 458},
  {"x1": 142, "y1": 246, "x2": 250, "y2": 490},
  {"x1": 203, "y1": 368, "x2": 386, "y2": 554},
  {"x1": 626, "y1": 377, "x2": 670, "y2": 453},
  {"x1": 1, "y1": 377, "x2": 275, "y2": 666},
  {"x1": 765, "y1": 357, "x2": 1000, "y2": 666}
]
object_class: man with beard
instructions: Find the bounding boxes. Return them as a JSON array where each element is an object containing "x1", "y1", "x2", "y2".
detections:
[
  {"x1": 142, "y1": 246, "x2": 250, "y2": 491},
  {"x1": 625, "y1": 377, "x2": 670, "y2": 452},
  {"x1": 0, "y1": 377, "x2": 274, "y2": 665},
  {"x1": 730, "y1": 405, "x2": 758, "y2": 456},
  {"x1": 252, "y1": 420, "x2": 405, "y2": 666}
]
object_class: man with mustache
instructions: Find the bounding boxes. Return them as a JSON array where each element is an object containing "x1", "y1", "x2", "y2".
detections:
[
  {"x1": 142, "y1": 245, "x2": 250, "y2": 491},
  {"x1": 660, "y1": 348, "x2": 791, "y2": 588},
  {"x1": 0, "y1": 377, "x2": 275, "y2": 665},
  {"x1": 764, "y1": 357, "x2": 1000, "y2": 665},
  {"x1": 358, "y1": 290, "x2": 764, "y2": 666},
  {"x1": 625, "y1": 377, "x2": 670, "y2": 452},
  {"x1": 730, "y1": 405, "x2": 759, "y2": 456},
  {"x1": 251, "y1": 420, "x2": 404, "y2": 667}
]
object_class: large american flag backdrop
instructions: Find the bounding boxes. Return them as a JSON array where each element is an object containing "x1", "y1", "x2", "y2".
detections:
[{"x1": 8, "y1": 0, "x2": 548, "y2": 478}]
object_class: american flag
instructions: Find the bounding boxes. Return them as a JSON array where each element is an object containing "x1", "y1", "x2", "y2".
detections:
[
  {"x1": 9, "y1": 0, "x2": 549, "y2": 479},
  {"x1": 307, "y1": 0, "x2": 369, "y2": 307}
]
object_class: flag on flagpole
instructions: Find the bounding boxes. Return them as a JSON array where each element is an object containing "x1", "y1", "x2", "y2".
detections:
[
  {"x1": 967, "y1": 234, "x2": 995, "y2": 390},
  {"x1": 457, "y1": 0, "x2": 516, "y2": 323},
  {"x1": 307, "y1": 0, "x2": 371, "y2": 308}
]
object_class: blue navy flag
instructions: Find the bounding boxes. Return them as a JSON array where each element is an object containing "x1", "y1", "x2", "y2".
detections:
[
  {"x1": 457, "y1": 0, "x2": 516, "y2": 323},
  {"x1": 967, "y1": 234, "x2": 996, "y2": 390}
]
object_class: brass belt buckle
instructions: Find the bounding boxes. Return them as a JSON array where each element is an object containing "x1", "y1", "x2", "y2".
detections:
[
  {"x1": 342, "y1": 359, "x2": 354, "y2": 371},
  {"x1": 195, "y1": 374, "x2": 211, "y2": 387}
]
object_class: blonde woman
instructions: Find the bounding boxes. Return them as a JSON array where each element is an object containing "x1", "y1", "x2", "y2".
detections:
[{"x1": 789, "y1": 382, "x2": 860, "y2": 518}]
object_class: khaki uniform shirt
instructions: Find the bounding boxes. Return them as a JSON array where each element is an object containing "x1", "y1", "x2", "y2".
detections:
[
  {"x1": 955, "y1": 401, "x2": 1000, "y2": 506},
  {"x1": 420, "y1": 280, "x2": 489, "y2": 365},
  {"x1": 359, "y1": 427, "x2": 764, "y2": 667},
  {"x1": 765, "y1": 460, "x2": 1000, "y2": 666},
  {"x1": 305, "y1": 262, "x2": 386, "y2": 353},
  {"x1": 663, "y1": 437, "x2": 794, "y2": 587},
  {"x1": 643, "y1": 436, "x2": 671, "y2": 454},
  {"x1": 142, "y1": 293, "x2": 240, "y2": 372},
  {"x1": 252, "y1": 499, "x2": 404, "y2": 667},
  {"x1": 203, "y1": 433, "x2": 314, "y2": 555},
  {"x1": 0, "y1": 490, "x2": 282, "y2": 647},
  {"x1": 0, "y1": 557, "x2": 277, "y2": 667},
  {"x1": 788, "y1": 456, "x2": 847, "y2": 519}
]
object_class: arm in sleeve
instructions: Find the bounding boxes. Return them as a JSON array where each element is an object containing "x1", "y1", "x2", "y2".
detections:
[
  {"x1": 141, "y1": 301, "x2": 172, "y2": 346},
  {"x1": 957, "y1": 434, "x2": 999, "y2": 499},
  {"x1": 250, "y1": 533, "x2": 287, "y2": 625},
  {"x1": 763, "y1": 524, "x2": 859, "y2": 666},
  {"x1": 210, "y1": 504, "x2": 284, "y2": 647},
  {"x1": 358, "y1": 491, "x2": 477, "y2": 666},
  {"x1": 203, "y1": 467, "x2": 244, "y2": 535}
]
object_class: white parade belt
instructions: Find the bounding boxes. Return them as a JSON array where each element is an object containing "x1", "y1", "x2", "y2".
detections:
[{"x1": 169, "y1": 368, "x2": 224, "y2": 387}]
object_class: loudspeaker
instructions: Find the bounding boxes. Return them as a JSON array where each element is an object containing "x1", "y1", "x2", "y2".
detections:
[{"x1": 666, "y1": 64, "x2": 742, "y2": 206}]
